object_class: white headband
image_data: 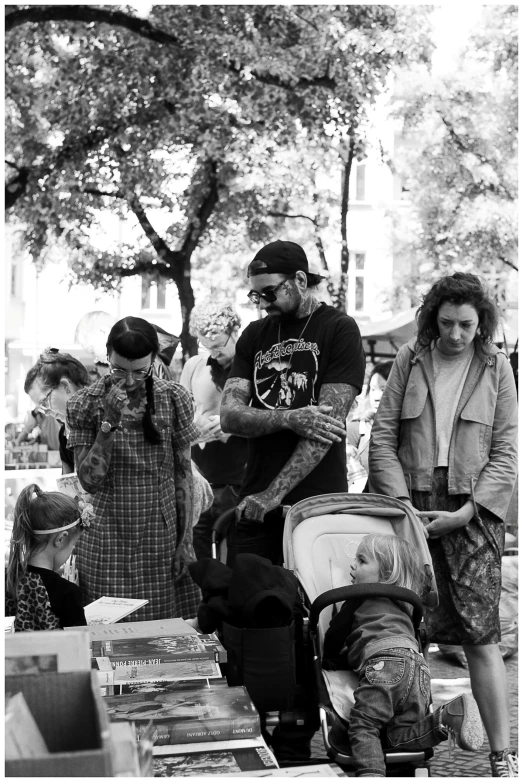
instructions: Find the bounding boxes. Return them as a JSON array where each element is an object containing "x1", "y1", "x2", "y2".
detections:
[{"x1": 33, "y1": 518, "x2": 81, "y2": 535}]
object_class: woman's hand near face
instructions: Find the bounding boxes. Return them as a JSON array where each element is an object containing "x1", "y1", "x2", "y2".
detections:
[{"x1": 103, "y1": 376, "x2": 127, "y2": 424}]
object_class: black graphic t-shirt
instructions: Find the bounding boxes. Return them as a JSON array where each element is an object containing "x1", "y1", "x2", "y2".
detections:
[{"x1": 229, "y1": 303, "x2": 366, "y2": 504}]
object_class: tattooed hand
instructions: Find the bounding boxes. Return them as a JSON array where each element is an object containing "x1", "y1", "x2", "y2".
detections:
[
  {"x1": 103, "y1": 376, "x2": 127, "y2": 425},
  {"x1": 236, "y1": 491, "x2": 281, "y2": 524},
  {"x1": 287, "y1": 405, "x2": 345, "y2": 444}
]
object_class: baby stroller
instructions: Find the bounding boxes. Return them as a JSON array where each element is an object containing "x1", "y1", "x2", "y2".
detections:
[{"x1": 282, "y1": 492, "x2": 438, "y2": 777}]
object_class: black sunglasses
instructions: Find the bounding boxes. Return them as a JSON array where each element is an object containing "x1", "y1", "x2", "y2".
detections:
[{"x1": 247, "y1": 277, "x2": 292, "y2": 305}]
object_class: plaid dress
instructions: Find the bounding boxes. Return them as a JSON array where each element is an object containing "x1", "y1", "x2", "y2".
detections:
[{"x1": 67, "y1": 378, "x2": 200, "y2": 621}]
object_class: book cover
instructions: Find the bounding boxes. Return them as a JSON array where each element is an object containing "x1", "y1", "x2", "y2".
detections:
[
  {"x1": 102, "y1": 677, "x2": 229, "y2": 697},
  {"x1": 84, "y1": 596, "x2": 149, "y2": 625},
  {"x1": 92, "y1": 632, "x2": 226, "y2": 664},
  {"x1": 56, "y1": 472, "x2": 92, "y2": 503},
  {"x1": 70, "y1": 616, "x2": 197, "y2": 641},
  {"x1": 5, "y1": 692, "x2": 49, "y2": 760},
  {"x1": 5, "y1": 629, "x2": 91, "y2": 675},
  {"x1": 153, "y1": 738, "x2": 278, "y2": 776},
  {"x1": 233, "y1": 763, "x2": 348, "y2": 777},
  {"x1": 93, "y1": 656, "x2": 222, "y2": 685},
  {"x1": 104, "y1": 684, "x2": 260, "y2": 746}
]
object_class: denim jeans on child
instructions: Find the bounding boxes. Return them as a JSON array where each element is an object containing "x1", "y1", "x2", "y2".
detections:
[{"x1": 349, "y1": 647, "x2": 447, "y2": 777}]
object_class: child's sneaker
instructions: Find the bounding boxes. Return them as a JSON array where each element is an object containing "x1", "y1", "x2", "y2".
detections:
[
  {"x1": 439, "y1": 694, "x2": 483, "y2": 751},
  {"x1": 489, "y1": 749, "x2": 518, "y2": 777}
]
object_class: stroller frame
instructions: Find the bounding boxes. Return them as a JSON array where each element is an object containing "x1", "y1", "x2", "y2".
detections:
[{"x1": 282, "y1": 492, "x2": 438, "y2": 777}]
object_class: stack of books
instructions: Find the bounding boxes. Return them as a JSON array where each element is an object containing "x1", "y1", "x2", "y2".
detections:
[{"x1": 82, "y1": 617, "x2": 279, "y2": 775}]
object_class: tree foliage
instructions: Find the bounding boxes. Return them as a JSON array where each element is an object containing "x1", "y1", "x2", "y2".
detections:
[
  {"x1": 6, "y1": 4, "x2": 433, "y2": 355},
  {"x1": 387, "y1": 5, "x2": 517, "y2": 311}
]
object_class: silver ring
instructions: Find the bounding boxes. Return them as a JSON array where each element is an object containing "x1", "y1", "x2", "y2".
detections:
[{"x1": 325, "y1": 423, "x2": 331, "y2": 431}]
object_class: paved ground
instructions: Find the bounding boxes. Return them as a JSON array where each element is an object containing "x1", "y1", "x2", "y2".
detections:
[{"x1": 309, "y1": 646, "x2": 518, "y2": 777}]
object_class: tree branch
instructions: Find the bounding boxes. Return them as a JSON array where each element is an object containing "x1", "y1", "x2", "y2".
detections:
[
  {"x1": 83, "y1": 186, "x2": 124, "y2": 199},
  {"x1": 128, "y1": 193, "x2": 181, "y2": 268},
  {"x1": 5, "y1": 166, "x2": 30, "y2": 209},
  {"x1": 268, "y1": 210, "x2": 316, "y2": 223},
  {"x1": 179, "y1": 159, "x2": 220, "y2": 259},
  {"x1": 5, "y1": 5, "x2": 180, "y2": 46}
]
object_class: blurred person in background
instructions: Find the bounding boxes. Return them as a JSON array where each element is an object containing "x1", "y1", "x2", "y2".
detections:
[
  {"x1": 24, "y1": 350, "x2": 90, "y2": 473},
  {"x1": 180, "y1": 302, "x2": 247, "y2": 559},
  {"x1": 346, "y1": 360, "x2": 394, "y2": 490}
]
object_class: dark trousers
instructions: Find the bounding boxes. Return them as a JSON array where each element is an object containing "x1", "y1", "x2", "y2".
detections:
[
  {"x1": 226, "y1": 508, "x2": 286, "y2": 567},
  {"x1": 193, "y1": 484, "x2": 240, "y2": 561}
]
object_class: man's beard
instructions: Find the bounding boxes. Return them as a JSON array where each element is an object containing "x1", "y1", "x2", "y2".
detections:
[{"x1": 265, "y1": 304, "x2": 300, "y2": 323}]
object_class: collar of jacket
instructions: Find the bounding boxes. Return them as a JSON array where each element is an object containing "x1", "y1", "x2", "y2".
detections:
[{"x1": 405, "y1": 336, "x2": 500, "y2": 367}]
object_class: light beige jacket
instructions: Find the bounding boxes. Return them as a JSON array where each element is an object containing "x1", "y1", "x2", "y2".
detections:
[{"x1": 369, "y1": 338, "x2": 518, "y2": 522}]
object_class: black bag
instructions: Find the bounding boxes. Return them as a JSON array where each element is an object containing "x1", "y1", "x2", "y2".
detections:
[{"x1": 221, "y1": 621, "x2": 296, "y2": 713}]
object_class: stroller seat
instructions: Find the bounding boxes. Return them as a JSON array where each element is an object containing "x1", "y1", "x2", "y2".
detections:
[
  {"x1": 283, "y1": 493, "x2": 437, "y2": 776},
  {"x1": 292, "y1": 513, "x2": 396, "y2": 722}
]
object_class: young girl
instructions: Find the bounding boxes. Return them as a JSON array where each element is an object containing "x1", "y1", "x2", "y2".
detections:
[
  {"x1": 6, "y1": 484, "x2": 90, "y2": 631},
  {"x1": 323, "y1": 534, "x2": 484, "y2": 777}
]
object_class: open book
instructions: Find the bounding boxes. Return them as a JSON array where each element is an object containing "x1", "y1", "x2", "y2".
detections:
[{"x1": 84, "y1": 597, "x2": 149, "y2": 625}]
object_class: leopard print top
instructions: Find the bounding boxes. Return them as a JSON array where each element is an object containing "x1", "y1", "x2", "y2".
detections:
[{"x1": 5, "y1": 572, "x2": 61, "y2": 632}]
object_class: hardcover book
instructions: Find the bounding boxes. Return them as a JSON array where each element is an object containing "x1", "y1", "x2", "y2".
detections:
[
  {"x1": 93, "y1": 656, "x2": 222, "y2": 685},
  {"x1": 92, "y1": 632, "x2": 226, "y2": 664},
  {"x1": 84, "y1": 596, "x2": 149, "y2": 625},
  {"x1": 104, "y1": 684, "x2": 260, "y2": 746},
  {"x1": 102, "y1": 677, "x2": 229, "y2": 697},
  {"x1": 70, "y1": 616, "x2": 197, "y2": 641},
  {"x1": 152, "y1": 738, "x2": 278, "y2": 776}
]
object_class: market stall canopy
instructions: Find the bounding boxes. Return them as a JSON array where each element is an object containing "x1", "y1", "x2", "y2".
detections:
[
  {"x1": 358, "y1": 307, "x2": 418, "y2": 361},
  {"x1": 358, "y1": 305, "x2": 518, "y2": 361}
]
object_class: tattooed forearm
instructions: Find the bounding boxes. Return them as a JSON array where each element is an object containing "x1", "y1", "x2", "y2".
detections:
[
  {"x1": 221, "y1": 378, "x2": 357, "y2": 445},
  {"x1": 174, "y1": 447, "x2": 194, "y2": 544},
  {"x1": 260, "y1": 383, "x2": 358, "y2": 501},
  {"x1": 75, "y1": 430, "x2": 115, "y2": 493},
  {"x1": 221, "y1": 378, "x2": 286, "y2": 437}
]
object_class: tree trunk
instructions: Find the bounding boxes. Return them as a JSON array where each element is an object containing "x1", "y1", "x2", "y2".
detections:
[
  {"x1": 336, "y1": 133, "x2": 356, "y2": 311},
  {"x1": 175, "y1": 259, "x2": 198, "y2": 362}
]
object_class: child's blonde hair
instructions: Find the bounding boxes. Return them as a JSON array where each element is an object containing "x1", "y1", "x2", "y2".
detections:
[
  {"x1": 357, "y1": 534, "x2": 425, "y2": 596},
  {"x1": 6, "y1": 484, "x2": 80, "y2": 599}
]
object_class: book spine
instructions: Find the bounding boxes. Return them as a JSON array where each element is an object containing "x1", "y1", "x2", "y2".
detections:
[
  {"x1": 135, "y1": 716, "x2": 260, "y2": 746},
  {"x1": 93, "y1": 650, "x2": 219, "y2": 666}
]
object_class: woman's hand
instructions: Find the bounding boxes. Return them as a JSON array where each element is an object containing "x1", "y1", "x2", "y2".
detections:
[
  {"x1": 418, "y1": 501, "x2": 475, "y2": 539},
  {"x1": 103, "y1": 376, "x2": 127, "y2": 425}
]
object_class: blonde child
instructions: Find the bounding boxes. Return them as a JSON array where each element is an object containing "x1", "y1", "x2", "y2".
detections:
[
  {"x1": 6, "y1": 484, "x2": 90, "y2": 631},
  {"x1": 323, "y1": 533, "x2": 483, "y2": 777}
]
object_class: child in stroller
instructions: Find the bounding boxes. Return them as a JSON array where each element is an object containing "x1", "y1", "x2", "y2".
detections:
[{"x1": 323, "y1": 533, "x2": 484, "y2": 777}]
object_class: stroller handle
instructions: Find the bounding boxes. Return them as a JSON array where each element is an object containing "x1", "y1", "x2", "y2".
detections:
[{"x1": 309, "y1": 583, "x2": 424, "y2": 632}]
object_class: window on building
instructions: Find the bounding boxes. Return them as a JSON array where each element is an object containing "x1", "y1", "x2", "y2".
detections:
[
  {"x1": 355, "y1": 253, "x2": 365, "y2": 271},
  {"x1": 355, "y1": 277, "x2": 364, "y2": 311},
  {"x1": 157, "y1": 279, "x2": 166, "y2": 310},
  {"x1": 10, "y1": 261, "x2": 17, "y2": 296},
  {"x1": 141, "y1": 277, "x2": 151, "y2": 309},
  {"x1": 356, "y1": 164, "x2": 366, "y2": 201},
  {"x1": 349, "y1": 251, "x2": 366, "y2": 312}
]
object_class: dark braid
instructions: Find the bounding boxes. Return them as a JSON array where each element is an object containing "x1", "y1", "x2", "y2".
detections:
[
  {"x1": 143, "y1": 372, "x2": 161, "y2": 444},
  {"x1": 106, "y1": 317, "x2": 162, "y2": 446}
]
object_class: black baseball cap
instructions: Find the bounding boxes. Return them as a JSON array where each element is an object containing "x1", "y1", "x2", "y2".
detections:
[{"x1": 248, "y1": 240, "x2": 310, "y2": 276}]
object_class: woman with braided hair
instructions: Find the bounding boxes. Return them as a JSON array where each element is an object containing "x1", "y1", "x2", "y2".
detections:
[{"x1": 66, "y1": 316, "x2": 201, "y2": 621}]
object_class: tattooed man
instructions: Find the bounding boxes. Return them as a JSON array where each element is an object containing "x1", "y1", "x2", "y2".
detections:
[{"x1": 221, "y1": 240, "x2": 365, "y2": 567}]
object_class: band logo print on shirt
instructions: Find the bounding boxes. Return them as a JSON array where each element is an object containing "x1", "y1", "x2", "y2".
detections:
[{"x1": 254, "y1": 338, "x2": 320, "y2": 409}]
